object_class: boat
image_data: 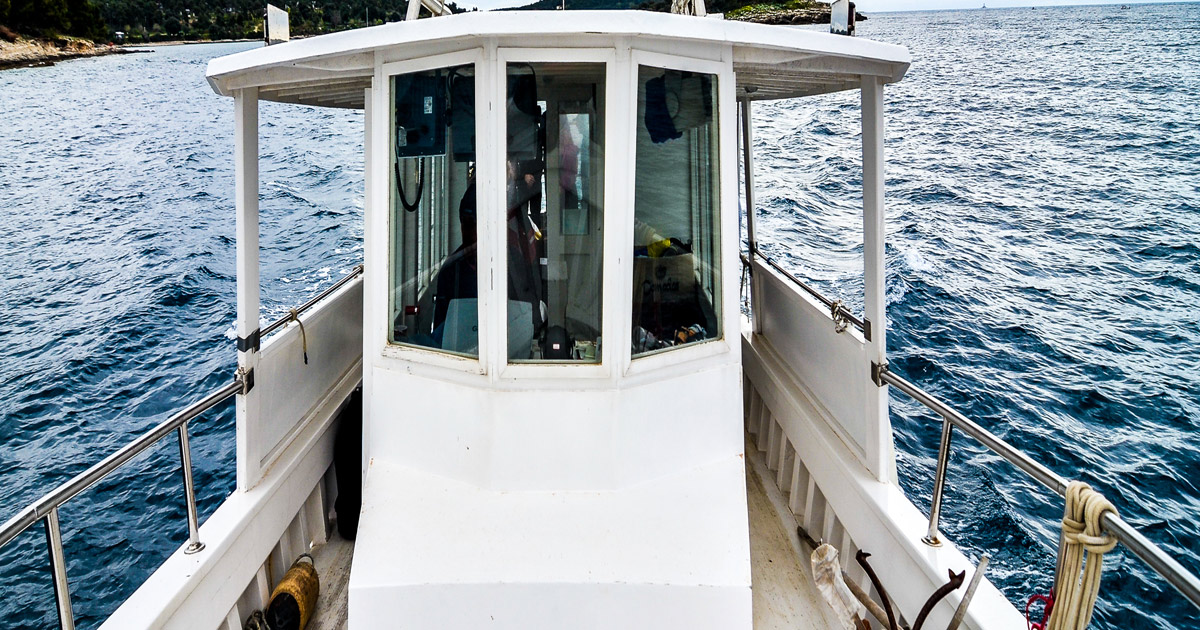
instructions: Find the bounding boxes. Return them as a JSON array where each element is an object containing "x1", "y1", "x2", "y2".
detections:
[{"x1": 2, "y1": 2, "x2": 1198, "y2": 629}]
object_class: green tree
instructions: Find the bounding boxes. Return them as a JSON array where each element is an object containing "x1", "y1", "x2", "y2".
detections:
[
  {"x1": 66, "y1": 0, "x2": 107, "y2": 39},
  {"x1": 10, "y1": 0, "x2": 71, "y2": 34}
]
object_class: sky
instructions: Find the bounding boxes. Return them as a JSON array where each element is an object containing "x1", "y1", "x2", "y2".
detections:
[{"x1": 458, "y1": 0, "x2": 1182, "y2": 12}]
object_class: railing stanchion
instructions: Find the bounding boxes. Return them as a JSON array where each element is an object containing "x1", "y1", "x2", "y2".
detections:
[
  {"x1": 44, "y1": 507, "x2": 75, "y2": 630},
  {"x1": 178, "y1": 422, "x2": 205, "y2": 554},
  {"x1": 923, "y1": 415, "x2": 953, "y2": 547}
]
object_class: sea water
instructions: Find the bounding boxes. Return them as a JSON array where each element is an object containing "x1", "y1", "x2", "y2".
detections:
[{"x1": 0, "y1": 3, "x2": 1197, "y2": 628}]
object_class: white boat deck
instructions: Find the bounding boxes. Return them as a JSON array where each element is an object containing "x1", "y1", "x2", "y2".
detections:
[
  {"x1": 307, "y1": 527, "x2": 353, "y2": 630},
  {"x1": 745, "y1": 436, "x2": 840, "y2": 630},
  {"x1": 304, "y1": 445, "x2": 833, "y2": 630}
]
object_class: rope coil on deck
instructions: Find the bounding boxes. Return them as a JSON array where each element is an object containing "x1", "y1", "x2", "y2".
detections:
[{"x1": 1048, "y1": 481, "x2": 1118, "y2": 630}]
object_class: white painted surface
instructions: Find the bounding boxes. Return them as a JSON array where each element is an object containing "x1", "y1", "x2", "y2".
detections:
[
  {"x1": 207, "y1": 11, "x2": 908, "y2": 86},
  {"x1": 752, "y1": 258, "x2": 874, "y2": 465},
  {"x1": 249, "y1": 279, "x2": 363, "y2": 485},
  {"x1": 100, "y1": 354, "x2": 357, "y2": 629},
  {"x1": 351, "y1": 38, "x2": 751, "y2": 628},
  {"x1": 362, "y1": 42, "x2": 746, "y2": 489},
  {"x1": 745, "y1": 444, "x2": 839, "y2": 630},
  {"x1": 349, "y1": 455, "x2": 751, "y2": 629},
  {"x1": 204, "y1": 11, "x2": 910, "y2": 109},
  {"x1": 265, "y1": 4, "x2": 290, "y2": 44},
  {"x1": 235, "y1": 87, "x2": 261, "y2": 493},
  {"x1": 860, "y1": 76, "x2": 892, "y2": 483},
  {"x1": 367, "y1": 361, "x2": 743, "y2": 490},
  {"x1": 742, "y1": 330, "x2": 1026, "y2": 630}
]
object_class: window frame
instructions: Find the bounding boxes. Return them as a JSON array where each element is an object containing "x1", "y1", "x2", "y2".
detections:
[
  {"x1": 379, "y1": 49, "x2": 492, "y2": 375},
  {"x1": 623, "y1": 49, "x2": 738, "y2": 377},
  {"x1": 371, "y1": 46, "x2": 736, "y2": 381},
  {"x1": 493, "y1": 47, "x2": 620, "y2": 382}
]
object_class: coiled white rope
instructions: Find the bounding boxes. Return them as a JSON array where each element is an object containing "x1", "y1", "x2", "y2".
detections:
[{"x1": 1048, "y1": 481, "x2": 1118, "y2": 630}]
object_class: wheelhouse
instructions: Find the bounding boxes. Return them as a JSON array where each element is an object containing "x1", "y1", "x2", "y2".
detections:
[{"x1": 206, "y1": 11, "x2": 911, "y2": 629}]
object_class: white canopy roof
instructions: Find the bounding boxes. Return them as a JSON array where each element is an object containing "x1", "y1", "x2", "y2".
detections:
[{"x1": 206, "y1": 10, "x2": 909, "y2": 109}]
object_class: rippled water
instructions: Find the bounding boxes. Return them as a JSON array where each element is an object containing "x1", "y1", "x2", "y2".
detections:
[
  {"x1": 0, "y1": 41, "x2": 363, "y2": 627},
  {"x1": 759, "y1": 4, "x2": 1200, "y2": 628},
  {"x1": 1, "y1": 4, "x2": 1197, "y2": 628}
]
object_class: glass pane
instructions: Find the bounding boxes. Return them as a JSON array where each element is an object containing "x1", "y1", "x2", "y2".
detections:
[
  {"x1": 505, "y1": 62, "x2": 606, "y2": 363},
  {"x1": 632, "y1": 66, "x2": 721, "y2": 357},
  {"x1": 389, "y1": 65, "x2": 479, "y2": 357}
]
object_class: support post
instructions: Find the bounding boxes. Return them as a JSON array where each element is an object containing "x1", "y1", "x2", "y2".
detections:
[
  {"x1": 740, "y1": 98, "x2": 761, "y2": 334},
  {"x1": 178, "y1": 422, "x2": 205, "y2": 553},
  {"x1": 44, "y1": 508, "x2": 74, "y2": 630},
  {"x1": 235, "y1": 87, "x2": 261, "y2": 491},
  {"x1": 361, "y1": 85, "x2": 374, "y2": 485},
  {"x1": 861, "y1": 76, "x2": 890, "y2": 482},
  {"x1": 924, "y1": 416, "x2": 952, "y2": 546}
]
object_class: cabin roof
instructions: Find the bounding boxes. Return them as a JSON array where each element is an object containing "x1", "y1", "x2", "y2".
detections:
[{"x1": 205, "y1": 11, "x2": 909, "y2": 109}]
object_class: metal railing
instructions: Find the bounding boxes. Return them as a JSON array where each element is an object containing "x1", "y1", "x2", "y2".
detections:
[
  {"x1": 261, "y1": 264, "x2": 364, "y2": 338},
  {"x1": 743, "y1": 248, "x2": 871, "y2": 340},
  {"x1": 871, "y1": 362, "x2": 1200, "y2": 612},
  {"x1": 0, "y1": 379, "x2": 241, "y2": 630},
  {"x1": 0, "y1": 264, "x2": 365, "y2": 630}
]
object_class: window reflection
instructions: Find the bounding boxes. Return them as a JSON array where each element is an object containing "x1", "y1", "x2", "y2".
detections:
[
  {"x1": 389, "y1": 65, "x2": 479, "y2": 357},
  {"x1": 505, "y1": 62, "x2": 606, "y2": 363},
  {"x1": 632, "y1": 66, "x2": 721, "y2": 357}
]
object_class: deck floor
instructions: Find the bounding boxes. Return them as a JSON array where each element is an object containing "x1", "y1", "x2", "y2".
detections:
[
  {"x1": 304, "y1": 447, "x2": 832, "y2": 630},
  {"x1": 308, "y1": 525, "x2": 354, "y2": 630},
  {"x1": 745, "y1": 436, "x2": 840, "y2": 630}
]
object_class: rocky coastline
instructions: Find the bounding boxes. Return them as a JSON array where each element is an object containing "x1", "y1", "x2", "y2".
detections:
[
  {"x1": 0, "y1": 35, "x2": 136, "y2": 71},
  {"x1": 727, "y1": 4, "x2": 867, "y2": 26}
]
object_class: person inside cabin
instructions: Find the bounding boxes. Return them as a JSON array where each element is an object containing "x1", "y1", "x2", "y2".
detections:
[
  {"x1": 430, "y1": 162, "x2": 547, "y2": 351},
  {"x1": 432, "y1": 175, "x2": 478, "y2": 339},
  {"x1": 506, "y1": 158, "x2": 546, "y2": 337}
]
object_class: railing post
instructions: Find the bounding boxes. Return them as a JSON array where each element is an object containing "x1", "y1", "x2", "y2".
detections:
[
  {"x1": 235, "y1": 86, "x2": 262, "y2": 492},
  {"x1": 44, "y1": 508, "x2": 75, "y2": 630},
  {"x1": 923, "y1": 414, "x2": 953, "y2": 547},
  {"x1": 861, "y1": 74, "x2": 889, "y2": 482},
  {"x1": 178, "y1": 422, "x2": 205, "y2": 554},
  {"x1": 739, "y1": 98, "x2": 761, "y2": 334}
]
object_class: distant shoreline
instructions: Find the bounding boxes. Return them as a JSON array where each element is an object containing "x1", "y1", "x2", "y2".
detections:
[
  {"x1": 0, "y1": 37, "x2": 134, "y2": 71},
  {"x1": 123, "y1": 38, "x2": 260, "y2": 48},
  {"x1": 0, "y1": 36, "x2": 258, "y2": 72}
]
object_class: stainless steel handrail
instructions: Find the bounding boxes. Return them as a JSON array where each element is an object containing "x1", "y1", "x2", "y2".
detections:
[
  {"x1": 873, "y1": 362, "x2": 1200, "y2": 611},
  {"x1": 261, "y1": 264, "x2": 364, "y2": 338},
  {"x1": 745, "y1": 248, "x2": 870, "y2": 339},
  {"x1": 0, "y1": 265, "x2": 365, "y2": 629},
  {"x1": 0, "y1": 379, "x2": 241, "y2": 550},
  {"x1": 0, "y1": 377, "x2": 241, "y2": 629}
]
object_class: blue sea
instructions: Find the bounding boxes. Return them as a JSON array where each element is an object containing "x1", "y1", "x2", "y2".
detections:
[{"x1": 1, "y1": 3, "x2": 1197, "y2": 628}]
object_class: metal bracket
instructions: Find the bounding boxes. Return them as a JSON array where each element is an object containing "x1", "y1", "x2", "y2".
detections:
[
  {"x1": 871, "y1": 361, "x2": 889, "y2": 387},
  {"x1": 236, "y1": 328, "x2": 260, "y2": 353},
  {"x1": 862, "y1": 318, "x2": 872, "y2": 342},
  {"x1": 236, "y1": 366, "x2": 255, "y2": 395}
]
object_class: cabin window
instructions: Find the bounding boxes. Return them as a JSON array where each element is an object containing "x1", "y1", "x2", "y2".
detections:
[
  {"x1": 389, "y1": 64, "x2": 479, "y2": 357},
  {"x1": 504, "y1": 62, "x2": 606, "y2": 363},
  {"x1": 631, "y1": 66, "x2": 721, "y2": 357}
]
